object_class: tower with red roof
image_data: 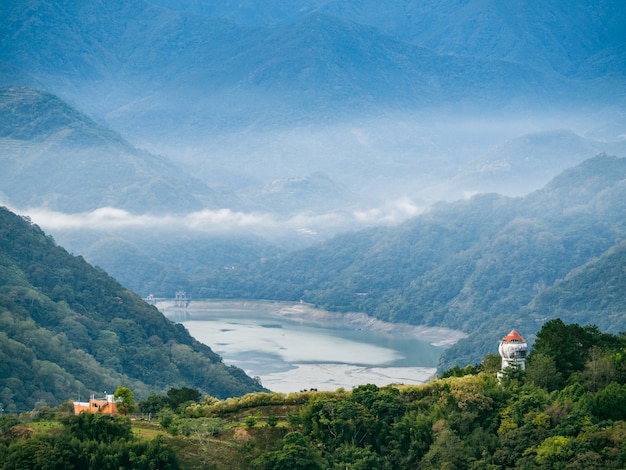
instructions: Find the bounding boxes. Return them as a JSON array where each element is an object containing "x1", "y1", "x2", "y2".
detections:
[{"x1": 497, "y1": 329, "x2": 527, "y2": 378}]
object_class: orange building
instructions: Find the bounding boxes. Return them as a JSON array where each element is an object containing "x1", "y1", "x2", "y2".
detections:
[{"x1": 73, "y1": 393, "x2": 119, "y2": 415}]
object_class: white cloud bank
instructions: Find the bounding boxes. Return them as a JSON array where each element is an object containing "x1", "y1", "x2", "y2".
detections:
[{"x1": 8, "y1": 199, "x2": 426, "y2": 240}]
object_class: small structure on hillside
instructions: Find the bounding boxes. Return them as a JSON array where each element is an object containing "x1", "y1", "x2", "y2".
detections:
[
  {"x1": 497, "y1": 329, "x2": 528, "y2": 380},
  {"x1": 73, "y1": 393, "x2": 118, "y2": 415}
]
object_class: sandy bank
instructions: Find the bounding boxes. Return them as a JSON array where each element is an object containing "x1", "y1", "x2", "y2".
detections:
[{"x1": 261, "y1": 364, "x2": 438, "y2": 393}]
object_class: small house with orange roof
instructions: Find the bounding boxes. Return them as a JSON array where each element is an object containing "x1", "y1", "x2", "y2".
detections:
[{"x1": 73, "y1": 393, "x2": 118, "y2": 415}]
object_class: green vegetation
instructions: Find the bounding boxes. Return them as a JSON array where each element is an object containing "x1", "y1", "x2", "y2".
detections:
[
  {"x1": 0, "y1": 206, "x2": 265, "y2": 412},
  {"x1": 2, "y1": 320, "x2": 625, "y2": 469},
  {"x1": 115, "y1": 386, "x2": 136, "y2": 416},
  {"x1": 0, "y1": 412, "x2": 179, "y2": 469},
  {"x1": 189, "y1": 155, "x2": 626, "y2": 370}
]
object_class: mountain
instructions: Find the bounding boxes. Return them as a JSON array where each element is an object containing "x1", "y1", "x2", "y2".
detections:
[
  {"x1": 0, "y1": 60, "x2": 40, "y2": 88},
  {"x1": 1, "y1": 1, "x2": 625, "y2": 378},
  {"x1": 0, "y1": 85, "x2": 378, "y2": 225},
  {"x1": 0, "y1": 86, "x2": 242, "y2": 213},
  {"x1": 453, "y1": 129, "x2": 626, "y2": 196},
  {"x1": 249, "y1": 172, "x2": 364, "y2": 213},
  {"x1": 150, "y1": 0, "x2": 626, "y2": 67},
  {"x1": 320, "y1": 1, "x2": 626, "y2": 76},
  {"x1": 150, "y1": 0, "x2": 626, "y2": 83},
  {"x1": 0, "y1": 206, "x2": 265, "y2": 412},
  {"x1": 190, "y1": 155, "x2": 626, "y2": 369},
  {"x1": 1, "y1": 0, "x2": 623, "y2": 206},
  {"x1": 1, "y1": 0, "x2": 591, "y2": 118},
  {"x1": 56, "y1": 229, "x2": 285, "y2": 297},
  {"x1": 527, "y1": 241, "x2": 626, "y2": 331}
]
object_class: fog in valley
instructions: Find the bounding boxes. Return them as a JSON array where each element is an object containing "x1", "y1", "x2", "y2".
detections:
[
  {"x1": 21, "y1": 107, "x2": 626, "y2": 248},
  {"x1": 1, "y1": 0, "x2": 625, "y2": 292}
]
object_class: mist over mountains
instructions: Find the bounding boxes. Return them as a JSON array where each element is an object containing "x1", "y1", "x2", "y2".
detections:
[
  {"x1": 0, "y1": 87, "x2": 231, "y2": 213},
  {"x1": 188, "y1": 154, "x2": 626, "y2": 371},
  {"x1": 1, "y1": 0, "x2": 625, "y2": 222},
  {"x1": 1, "y1": 0, "x2": 626, "y2": 376}
]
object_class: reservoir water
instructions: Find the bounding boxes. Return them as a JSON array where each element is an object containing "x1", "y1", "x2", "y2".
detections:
[{"x1": 159, "y1": 300, "x2": 464, "y2": 393}]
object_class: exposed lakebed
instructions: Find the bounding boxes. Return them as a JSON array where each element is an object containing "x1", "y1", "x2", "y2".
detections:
[{"x1": 158, "y1": 300, "x2": 466, "y2": 393}]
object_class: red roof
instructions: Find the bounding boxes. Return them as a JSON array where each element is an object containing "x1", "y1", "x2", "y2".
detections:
[{"x1": 501, "y1": 329, "x2": 526, "y2": 343}]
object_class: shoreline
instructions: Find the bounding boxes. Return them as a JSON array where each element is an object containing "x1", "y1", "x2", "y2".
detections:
[
  {"x1": 260, "y1": 363, "x2": 438, "y2": 393},
  {"x1": 157, "y1": 299, "x2": 467, "y2": 348}
]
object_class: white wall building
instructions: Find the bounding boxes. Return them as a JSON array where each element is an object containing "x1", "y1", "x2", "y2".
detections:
[{"x1": 497, "y1": 329, "x2": 528, "y2": 380}]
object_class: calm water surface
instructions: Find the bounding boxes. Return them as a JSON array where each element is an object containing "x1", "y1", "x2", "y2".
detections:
[{"x1": 162, "y1": 301, "x2": 448, "y2": 392}]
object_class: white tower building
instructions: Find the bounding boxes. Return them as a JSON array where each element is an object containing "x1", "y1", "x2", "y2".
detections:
[{"x1": 498, "y1": 329, "x2": 527, "y2": 379}]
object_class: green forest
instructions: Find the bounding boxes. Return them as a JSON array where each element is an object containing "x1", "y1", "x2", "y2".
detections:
[
  {"x1": 165, "y1": 154, "x2": 626, "y2": 371},
  {"x1": 1, "y1": 319, "x2": 625, "y2": 469},
  {"x1": 0, "y1": 206, "x2": 264, "y2": 412}
]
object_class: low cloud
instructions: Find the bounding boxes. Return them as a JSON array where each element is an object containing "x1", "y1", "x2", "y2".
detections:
[
  {"x1": 11, "y1": 199, "x2": 426, "y2": 241},
  {"x1": 20, "y1": 206, "x2": 279, "y2": 234},
  {"x1": 353, "y1": 197, "x2": 425, "y2": 224},
  {"x1": 23, "y1": 206, "x2": 174, "y2": 230}
]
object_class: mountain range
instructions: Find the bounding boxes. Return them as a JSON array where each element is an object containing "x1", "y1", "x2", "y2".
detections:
[
  {"x1": 179, "y1": 154, "x2": 626, "y2": 371},
  {"x1": 1, "y1": 154, "x2": 624, "y2": 410},
  {"x1": 1, "y1": 0, "x2": 624, "y2": 209},
  {"x1": 1, "y1": 0, "x2": 625, "y2": 387}
]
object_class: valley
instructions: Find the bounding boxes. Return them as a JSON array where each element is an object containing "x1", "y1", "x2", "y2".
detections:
[
  {"x1": 1, "y1": 2, "x2": 626, "y2": 467},
  {"x1": 0, "y1": 0, "x2": 624, "y2": 413}
]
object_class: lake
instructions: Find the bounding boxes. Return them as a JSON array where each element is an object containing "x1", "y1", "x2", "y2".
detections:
[{"x1": 158, "y1": 300, "x2": 466, "y2": 393}]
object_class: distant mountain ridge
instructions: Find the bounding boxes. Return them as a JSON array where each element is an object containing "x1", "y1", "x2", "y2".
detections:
[
  {"x1": 0, "y1": 206, "x2": 265, "y2": 412},
  {"x1": 1, "y1": 0, "x2": 624, "y2": 209},
  {"x1": 0, "y1": 84, "x2": 370, "y2": 225},
  {"x1": 453, "y1": 129, "x2": 626, "y2": 196},
  {"x1": 1, "y1": 0, "x2": 622, "y2": 134},
  {"x1": 151, "y1": 0, "x2": 626, "y2": 77},
  {"x1": 189, "y1": 155, "x2": 626, "y2": 369},
  {"x1": 0, "y1": 86, "x2": 239, "y2": 213}
]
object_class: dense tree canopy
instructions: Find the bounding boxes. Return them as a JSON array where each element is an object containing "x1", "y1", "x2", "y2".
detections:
[
  {"x1": 0, "y1": 206, "x2": 265, "y2": 411},
  {"x1": 114, "y1": 386, "x2": 136, "y2": 416},
  {"x1": 1, "y1": 320, "x2": 626, "y2": 468}
]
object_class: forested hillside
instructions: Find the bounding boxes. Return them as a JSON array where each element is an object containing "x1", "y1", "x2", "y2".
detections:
[
  {"x1": 0, "y1": 206, "x2": 265, "y2": 412},
  {"x1": 1, "y1": 320, "x2": 625, "y2": 469},
  {"x1": 195, "y1": 155, "x2": 626, "y2": 369}
]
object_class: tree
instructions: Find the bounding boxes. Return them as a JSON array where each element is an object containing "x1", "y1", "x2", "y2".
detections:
[
  {"x1": 530, "y1": 319, "x2": 595, "y2": 380},
  {"x1": 114, "y1": 386, "x2": 135, "y2": 416},
  {"x1": 139, "y1": 393, "x2": 168, "y2": 414},
  {"x1": 167, "y1": 387, "x2": 201, "y2": 410},
  {"x1": 63, "y1": 412, "x2": 133, "y2": 443},
  {"x1": 526, "y1": 353, "x2": 562, "y2": 391},
  {"x1": 420, "y1": 428, "x2": 468, "y2": 469},
  {"x1": 592, "y1": 382, "x2": 626, "y2": 421},
  {"x1": 267, "y1": 412, "x2": 278, "y2": 427},
  {"x1": 580, "y1": 346, "x2": 615, "y2": 392},
  {"x1": 535, "y1": 435, "x2": 574, "y2": 468},
  {"x1": 253, "y1": 432, "x2": 322, "y2": 470}
]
